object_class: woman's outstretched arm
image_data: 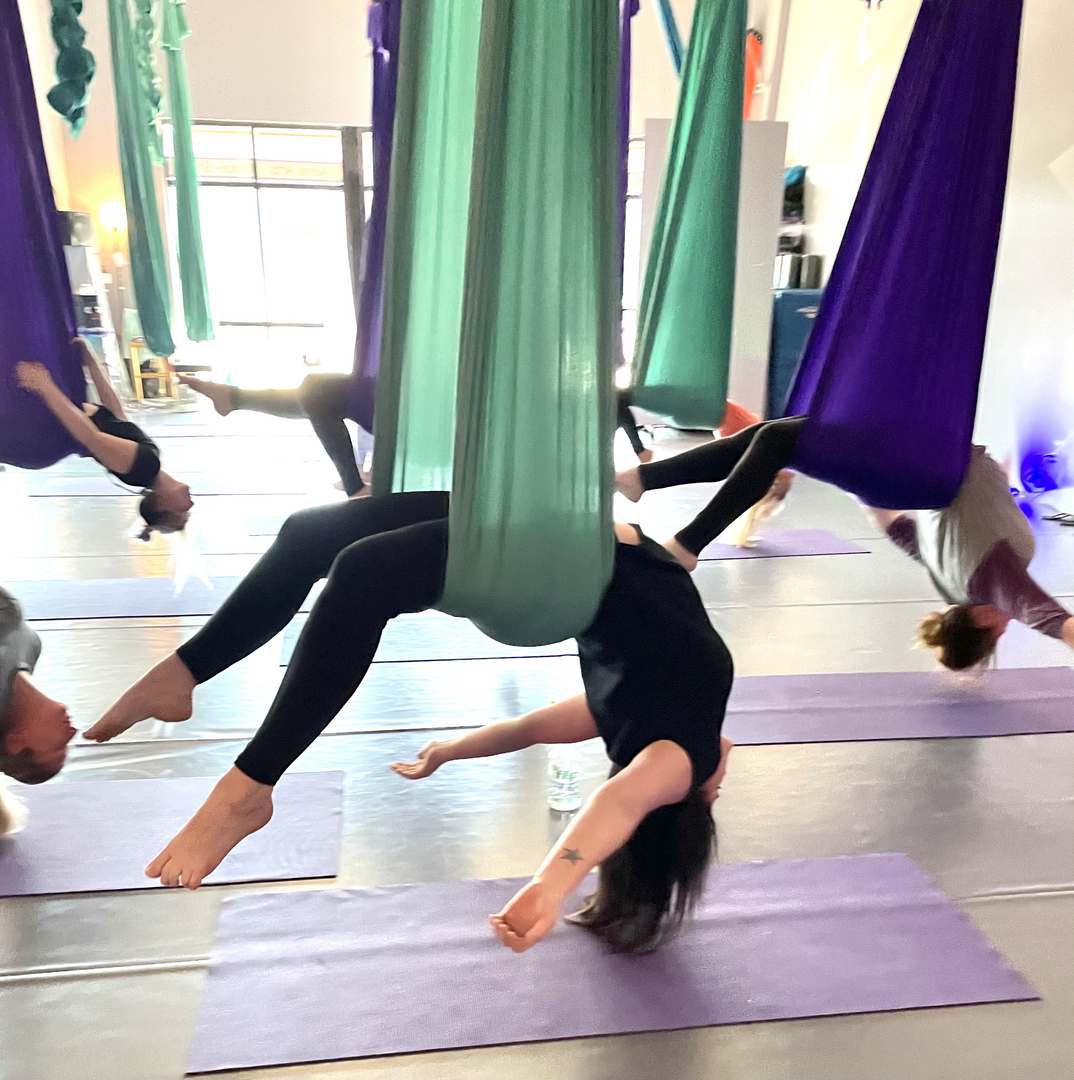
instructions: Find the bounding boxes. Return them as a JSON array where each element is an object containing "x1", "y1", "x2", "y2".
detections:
[
  {"x1": 489, "y1": 739, "x2": 693, "y2": 952},
  {"x1": 391, "y1": 695, "x2": 598, "y2": 780},
  {"x1": 15, "y1": 362, "x2": 138, "y2": 475},
  {"x1": 78, "y1": 338, "x2": 128, "y2": 419}
]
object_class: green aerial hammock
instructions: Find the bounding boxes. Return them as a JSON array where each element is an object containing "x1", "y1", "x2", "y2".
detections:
[
  {"x1": 632, "y1": 0, "x2": 747, "y2": 430},
  {"x1": 374, "y1": 0, "x2": 618, "y2": 647}
]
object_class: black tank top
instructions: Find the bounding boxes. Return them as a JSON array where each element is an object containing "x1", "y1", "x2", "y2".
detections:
[
  {"x1": 88, "y1": 406, "x2": 162, "y2": 488},
  {"x1": 577, "y1": 530, "x2": 733, "y2": 784}
]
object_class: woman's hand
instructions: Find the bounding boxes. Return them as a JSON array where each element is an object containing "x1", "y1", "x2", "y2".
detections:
[
  {"x1": 390, "y1": 739, "x2": 453, "y2": 780},
  {"x1": 15, "y1": 362, "x2": 54, "y2": 395},
  {"x1": 490, "y1": 879, "x2": 562, "y2": 952}
]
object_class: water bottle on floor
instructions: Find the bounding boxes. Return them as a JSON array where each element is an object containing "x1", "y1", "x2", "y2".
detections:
[{"x1": 547, "y1": 745, "x2": 582, "y2": 812}]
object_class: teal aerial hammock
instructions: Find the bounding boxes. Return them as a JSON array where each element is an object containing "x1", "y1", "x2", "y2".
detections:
[
  {"x1": 631, "y1": 0, "x2": 746, "y2": 430},
  {"x1": 107, "y1": 0, "x2": 174, "y2": 357},
  {"x1": 374, "y1": 0, "x2": 618, "y2": 647}
]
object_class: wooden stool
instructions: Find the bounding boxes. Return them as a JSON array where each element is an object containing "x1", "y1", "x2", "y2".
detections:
[{"x1": 128, "y1": 339, "x2": 178, "y2": 401}]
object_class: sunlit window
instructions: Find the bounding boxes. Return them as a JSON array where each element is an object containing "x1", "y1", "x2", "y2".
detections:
[{"x1": 163, "y1": 122, "x2": 373, "y2": 387}]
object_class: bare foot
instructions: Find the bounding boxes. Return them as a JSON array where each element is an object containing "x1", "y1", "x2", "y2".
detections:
[
  {"x1": 390, "y1": 739, "x2": 452, "y2": 779},
  {"x1": 663, "y1": 537, "x2": 698, "y2": 572},
  {"x1": 146, "y1": 768, "x2": 273, "y2": 889},
  {"x1": 636, "y1": 448, "x2": 654, "y2": 464},
  {"x1": 84, "y1": 653, "x2": 195, "y2": 742},
  {"x1": 179, "y1": 375, "x2": 235, "y2": 417},
  {"x1": 615, "y1": 467, "x2": 645, "y2": 503}
]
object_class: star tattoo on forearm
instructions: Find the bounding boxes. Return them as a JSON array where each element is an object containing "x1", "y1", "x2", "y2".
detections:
[{"x1": 559, "y1": 847, "x2": 582, "y2": 864}]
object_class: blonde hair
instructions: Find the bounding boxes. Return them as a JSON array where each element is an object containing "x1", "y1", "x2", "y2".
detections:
[{"x1": 0, "y1": 782, "x2": 28, "y2": 838}]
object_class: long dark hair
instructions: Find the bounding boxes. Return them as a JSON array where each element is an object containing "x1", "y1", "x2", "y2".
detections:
[
  {"x1": 571, "y1": 766, "x2": 715, "y2": 954},
  {"x1": 137, "y1": 489, "x2": 179, "y2": 540}
]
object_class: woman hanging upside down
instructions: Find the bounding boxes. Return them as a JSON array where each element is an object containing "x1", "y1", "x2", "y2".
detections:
[
  {"x1": 179, "y1": 374, "x2": 371, "y2": 498},
  {"x1": 867, "y1": 445, "x2": 1074, "y2": 669},
  {"x1": 15, "y1": 341, "x2": 193, "y2": 537},
  {"x1": 86, "y1": 487, "x2": 743, "y2": 953},
  {"x1": 616, "y1": 414, "x2": 806, "y2": 569}
]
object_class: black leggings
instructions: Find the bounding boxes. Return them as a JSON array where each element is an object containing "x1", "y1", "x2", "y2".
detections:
[
  {"x1": 177, "y1": 491, "x2": 450, "y2": 785},
  {"x1": 640, "y1": 417, "x2": 806, "y2": 555},
  {"x1": 617, "y1": 390, "x2": 646, "y2": 457},
  {"x1": 232, "y1": 374, "x2": 365, "y2": 497}
]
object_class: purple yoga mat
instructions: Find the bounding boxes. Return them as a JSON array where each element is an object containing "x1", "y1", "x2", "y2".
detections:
[
  {"x1": 725, "y1": 667, "x2": 1074, "y2": 743},
  {"x1": 0, "y1": 772, "x2": 342, "y2": 897},
  {"x1": 187, "y1": 853, "x2": 1036, "y2": 1072},
  {"x1": 699, "y1": 529, "x2": 866, "y2": 561},
  {"x1": 17, "y1": 577, "x2": 316, "y2": 620}
]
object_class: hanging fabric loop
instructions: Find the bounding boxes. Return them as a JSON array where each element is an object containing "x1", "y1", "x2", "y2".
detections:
[
  {"x1": 107, "y1": 0, "x2": 175, "y2": 357},
  {"x1": 631, "y1": 0, "x2": 746, "y2": 430},
  {"x1": 374, "y1": 0, "x2": 618, "y2": 646},
  {"x1": 785, "y1": 0, "x2": 1024, "y2": 509},
  {"x1": 0, "y1": 0, "x2": 84, "y2": 469},
  {"x1": 437, "y1": 0, "x2": 618, "y2": 646}
]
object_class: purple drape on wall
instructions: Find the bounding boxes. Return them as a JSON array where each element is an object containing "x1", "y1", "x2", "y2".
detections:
[
  {"x1": 0, "y1": 0, "x2": 84, "y2": 469},
  {"x1": 346, "y1": 0, "x2": 400, "y2": 432},
  {"x1": 785, "y1": 0, "x2": 1024, "y2": 509},
  {"x1": 616, "y1": 0, "x2": 639, "y2": 361}
]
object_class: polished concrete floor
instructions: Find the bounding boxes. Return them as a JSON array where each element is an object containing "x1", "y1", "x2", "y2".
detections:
[{"x1": 1, "y1": 404, "x2": 1073, "y2": 1080}]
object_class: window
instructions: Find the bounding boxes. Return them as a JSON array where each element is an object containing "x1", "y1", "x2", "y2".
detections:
[{"x1": 162, "y1": 122, "x2": 373, "y2": 388}]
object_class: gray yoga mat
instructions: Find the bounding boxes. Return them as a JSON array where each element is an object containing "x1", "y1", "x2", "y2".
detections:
[
  {"x1": 0, "y1": 772, "x2": 342, "y2": 896},
  {"x1": 187, "y1": 853, "x2": 1036, "y2": 1072},
  {"x1": 699, "y1": 528, "x2": 866, "y2": 560},
  {"x1": 724, "y1": 666, "x2": 1074, "y2": 743},
  {"x1": 280, "y1": 612, "x2": 576, "y2": 666},
  {"x1": 17, "y1": 577, "x2": 316, "y2": 620}
]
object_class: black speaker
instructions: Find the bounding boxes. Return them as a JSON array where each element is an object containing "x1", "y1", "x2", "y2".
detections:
[{"x1": 58, "y1": 210, "x2": 96, "y2": 246}]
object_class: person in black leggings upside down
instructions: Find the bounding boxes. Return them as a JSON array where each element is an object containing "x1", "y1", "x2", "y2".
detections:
[
  {"x1": 616, "y1": 415, "x2": 807, "y2": 570},
  {"x1": 85, "y1": 462, "x2": 808, "y2": 951},
  {"x1": 179, "y1": 374, "x2": 370, "y2": 498}
]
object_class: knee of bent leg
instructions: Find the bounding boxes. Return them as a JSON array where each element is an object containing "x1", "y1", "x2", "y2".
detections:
[
  {"x1": 274, "y1": 506, "x2": 322, "y2": 551},
  {"x1": 755, "y1": 418, "x2": 802, "y2": 463},
  {"x1": 325, "y1": 537, "x2": 396, "y2": 598}
]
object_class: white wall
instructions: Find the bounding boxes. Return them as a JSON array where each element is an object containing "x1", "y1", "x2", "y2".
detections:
[
  {"x1": 775, "y1": 0, "x2": 920, "y2": 272},
  {"x1": 17, "y1": 0, "x2": 69, "y2": 208},
  {"x1": 629, "y1": 0, "x2": 695, "y2": 135},
  {"x1": 975, "y1": 0, "x2": 1074, "y2": 464},
  {"x1": 182, "y1": 0, "x2": 372, "y2": 125},
  {"x1": 728, "y1": 120, "x2": 788, "y2": 415}
]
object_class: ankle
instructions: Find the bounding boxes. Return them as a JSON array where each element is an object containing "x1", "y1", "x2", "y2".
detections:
[{"x1": 218, "y1": 766, "x2": 273, "y2": 803}]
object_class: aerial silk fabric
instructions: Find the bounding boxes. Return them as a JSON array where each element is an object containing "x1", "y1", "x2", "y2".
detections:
[
  {"x1": 437, "y1": 0, "x2": 618, "y2": 646},
  {"x1": 107, "y1": 0, "x2": 174, "y2": 357},
  {"x1": 616, "y1": 0, "x2": 639, "y2": 361},
  {"x1": 631, "y1": 0, "x2": 746, "y2": 430},
  {"x1": 654, "y1": 0, "x2": 684, "y2": 75},
  {"x1": 785, "y1": 0, "x2": 1023, "y2": 509},
  {"x1": 0, "y1": 0, "x2": 84, "y2": 469},
  {"x1": 46, "y1": 0, "x2": 95, "y2": 135},
  {"x1": 346, "y1": 0, "x2": 399, "y2": 432},
  {"x1": 162, "y1": 0, "x2": 213, "y2": 342},
  {"x1": 744, "y1": 29, "x2": 761, "y2": 119},
  {"x1": 375, "y1": 0, "x2": 618, "y2": 646},
  {"x1": 373, "y1": 0, "x2": 481, "y2": 494}
]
